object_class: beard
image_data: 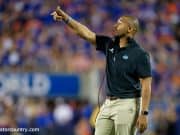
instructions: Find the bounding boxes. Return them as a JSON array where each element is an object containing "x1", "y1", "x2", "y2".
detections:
[
  {"x1": 113, "y1": 35, "x2": 120, "y2": 45},
  {"x1": 113, "y1": 33, "x2": 127, "y2": 45},
  {"x1": 113, "y1": 30, "x2": 127, "y2": 39}
]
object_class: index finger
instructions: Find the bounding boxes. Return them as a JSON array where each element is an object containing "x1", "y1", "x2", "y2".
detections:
[{"x1": 56, "y1": 6, "x2": 63, "y2": 15}]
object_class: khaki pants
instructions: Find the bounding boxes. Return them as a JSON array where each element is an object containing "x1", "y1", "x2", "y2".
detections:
[{"x1": 95, "y1": 98, "x2": 140, "y2": 135}]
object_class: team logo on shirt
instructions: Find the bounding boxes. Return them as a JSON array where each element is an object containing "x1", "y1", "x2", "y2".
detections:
[
  {"x1": 122, "y1": 55, "x2": 128, "y2": 60},
  {"x1": 109, "y1": 48, "x2": 114, "y2": 53}
]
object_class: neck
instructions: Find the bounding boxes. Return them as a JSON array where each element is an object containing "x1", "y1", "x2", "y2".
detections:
[{"x1": 119, "y1": 36, "x2": 128, "y2": 48}]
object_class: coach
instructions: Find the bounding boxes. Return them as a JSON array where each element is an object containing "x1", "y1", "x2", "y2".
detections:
[{"x1": 51, "y1": 6, "x2": 152, "y2": 135}]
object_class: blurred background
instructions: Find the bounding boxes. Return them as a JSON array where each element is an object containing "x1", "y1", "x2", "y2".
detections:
[{"x1": 0, "y1": 0, "x2": 179, "y2": 135}]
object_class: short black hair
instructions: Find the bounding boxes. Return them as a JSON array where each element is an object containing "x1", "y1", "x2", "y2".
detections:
[{"x1": 122, "y1": 15, "x2": 139, "y2": 32}]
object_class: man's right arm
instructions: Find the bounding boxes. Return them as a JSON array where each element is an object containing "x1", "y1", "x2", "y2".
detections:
[
  {"x1": 51, "y1": 6, "x2": 96, "y2": 45},
  {"x1": 64, "y1": 17, "x2": 96, "y2": 45}
]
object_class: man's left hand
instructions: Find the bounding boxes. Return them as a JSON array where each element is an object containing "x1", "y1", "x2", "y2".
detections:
[{"x1": 136, "y1": 115, "x2": 148, "y2": 134}]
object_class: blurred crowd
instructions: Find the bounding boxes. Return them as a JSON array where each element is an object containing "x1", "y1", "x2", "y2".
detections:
[
  {"x1": 0, "y1": 0, "x2": 179, "y2": 135},
  {"x1": 0, "y1": 96, "x2": 94, "y2": 135}
]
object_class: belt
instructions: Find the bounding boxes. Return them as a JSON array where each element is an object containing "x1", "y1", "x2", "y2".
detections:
[{"x1": 107, "y1": 96, "x2": 119, "y2": 100}]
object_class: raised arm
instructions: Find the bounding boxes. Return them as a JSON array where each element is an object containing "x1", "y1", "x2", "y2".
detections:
[{"x1": 51, "y1": 6, "x2": 96, "y2": 45}]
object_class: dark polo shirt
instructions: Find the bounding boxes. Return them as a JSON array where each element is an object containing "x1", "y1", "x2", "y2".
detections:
[{"x1": 96, "y1": 35, "x2": 152, "y2": 98}]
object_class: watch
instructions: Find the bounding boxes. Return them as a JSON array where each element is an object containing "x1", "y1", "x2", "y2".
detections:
[{"x1": 141, "y1": 110, "x2": 149, "y2": 115}]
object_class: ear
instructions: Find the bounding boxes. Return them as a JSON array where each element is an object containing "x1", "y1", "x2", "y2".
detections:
[{"x1": 127, "y1": 26, "x2": 133, "y2": 33}]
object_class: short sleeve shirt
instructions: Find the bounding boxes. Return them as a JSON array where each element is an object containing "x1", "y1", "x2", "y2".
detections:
[{"x1": 96, "y1": 35, "x2": 152, "y2": 98}]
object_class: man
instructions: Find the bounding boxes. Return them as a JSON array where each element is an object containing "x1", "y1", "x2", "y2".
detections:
[{"x1": 51, "y1": 6, "x2": 152, "y2": 135}]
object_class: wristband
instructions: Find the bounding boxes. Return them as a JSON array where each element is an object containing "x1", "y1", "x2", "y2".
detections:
[{"x1": 64, "y1": 17, "x2": 72, "y2": 24}]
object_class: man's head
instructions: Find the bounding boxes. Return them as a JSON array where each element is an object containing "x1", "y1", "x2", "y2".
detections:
[{"x1": 113, "y1": 15, "x2": 139, "y2": 38}]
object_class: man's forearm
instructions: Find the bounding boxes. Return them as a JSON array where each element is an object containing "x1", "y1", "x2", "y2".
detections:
[
  {"x1": 141, "y1": 87, "x2": 151, "y2": 111},
  {"x1": 141, "y1": 77, "x2": 152, "y2": 112},
  {"x1": 65, "y1": 17, "x2": 95, "y2": 44},
  {"x1": 55, "y1": 7, "x2": 96, "y2": 44}
]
